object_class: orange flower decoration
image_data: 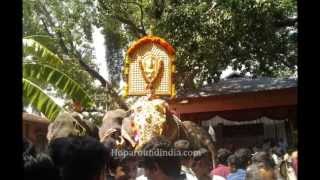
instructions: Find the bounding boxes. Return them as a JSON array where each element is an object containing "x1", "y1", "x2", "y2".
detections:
[{"x1": 127, "y1": 35, "x2": 175, "y2": 57}]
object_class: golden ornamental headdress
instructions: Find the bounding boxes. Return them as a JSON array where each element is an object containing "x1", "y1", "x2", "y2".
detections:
[{"x1": 123, "y1": 35, "x2": 176, "y2": 98}]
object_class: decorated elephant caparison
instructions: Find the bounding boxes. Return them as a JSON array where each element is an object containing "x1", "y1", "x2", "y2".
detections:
[
  {"x1": 99, "y1": 98, "x2": 217, "y2": 167},
  {"x1": 46, "y1": 99, "x2": 216, "y2": 167}
]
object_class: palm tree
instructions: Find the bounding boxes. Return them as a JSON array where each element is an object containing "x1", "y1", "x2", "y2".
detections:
[{"x1": 23, "y1": 36, "x2": 94, "y2": 121}]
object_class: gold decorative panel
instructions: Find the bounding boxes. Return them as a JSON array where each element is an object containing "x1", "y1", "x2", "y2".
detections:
[{"x1": 123, "y1": 36, "x2": 176, "y2": 97}]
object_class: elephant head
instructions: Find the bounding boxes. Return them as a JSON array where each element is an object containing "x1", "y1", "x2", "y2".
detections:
[
  {"x1": 47, "y1": 112, "x2": 99, "y2": 142},
  {"x1": 129, "y1": 98, "x2": 179, "y2": 150},
  {"x1": 99, "y1": 109, "x2": 136, "y2": 150}
]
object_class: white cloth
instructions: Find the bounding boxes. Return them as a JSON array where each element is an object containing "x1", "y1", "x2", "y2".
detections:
[
  {"x1": 286, "y1": 166, "x2": 297, "y2": 180},
  {"x1": 135, "y1": 169, "x2": 198, "y2": 180},
  {"x1": 208, "y1": 125, "x2": 216, "y2": 142},
  {"x1": 181, "y1": 166, "x2": 197, "y2": 180},
  {"x1": 212, "y1": 175, "x2": 226, "y2": 180},
  {"x1": 272, "y1": 153, "x2": 280, "y2": 165},
  {"x1": 185, "y1": 173, "x2": 198, "y2": 180},
  {"x1": 136, "y1": 168, "x2": 144, "y2": 177},
  {"x1": 136, "y1": 175, "x2": 147, "y2": 180}
]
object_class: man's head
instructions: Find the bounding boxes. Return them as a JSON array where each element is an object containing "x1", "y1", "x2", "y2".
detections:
[
  {"x1": 174, "y1": 139, "x2": 193, "y2": 167},
  {"x1": 234, "y1": 148, "x2": 252, "y2": 169},
  {"x1": 251, "y1": 151, "x2": 275, "y2": 169},
  {"x1": 246, "y1": 164, "x2": 261, "y2": 180},
  {"x1": 249, "y1": 151, "x2": 276, "y2": 180},
  {"x1": 227, "y1": 151, "x2": 250, "y2": 172},
  {"x1": 192, "y1": 148, "x2": 212, "y2": 178},
  {"x1": 140, "y1": 136, "x2": 183, "y2": 180},
  {"x1": 247, "y1": 163, "x2": 277, "y2": 180},
  {"x1": 48, "y1": 136, "x2": 109, "y2": 180},
  {"x1": 291, "y1": 150, "x2": 298, "y2": 160},
  {"x1": 227, "y1": 154, "x2": 239, "y2": 173},
  {"x1": 113, "y1": 156, "x2": 138, "y2": 180},
  {"x1": 270, "y1": 146, "x2": 283, "y2": 157},
  {"x1": 105, "y1": 142, "x2": 138, "y2": 180},
  {"x1": 216, "y1": 148, "x2": 232, "y2": 166}
]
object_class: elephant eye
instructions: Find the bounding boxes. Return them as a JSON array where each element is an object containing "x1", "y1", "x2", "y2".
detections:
[{"x1": 115, "y1": 117, "x2": 122, "y2": 121}]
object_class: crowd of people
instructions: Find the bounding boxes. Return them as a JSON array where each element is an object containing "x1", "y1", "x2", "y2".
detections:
[{"x1": 23, "y1": 135, "x2": 298, "y2": 180}]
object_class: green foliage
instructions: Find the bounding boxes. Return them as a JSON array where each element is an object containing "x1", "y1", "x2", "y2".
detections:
[
  {"x1": 23, "y1": 78, "x2": 64, "y2": 121},
  {"x1": 23, "y1": 63, "x2": 94, "y2": 108},
  {"x1": 23, "y1": 37, "x2": 63, "y2": 65},
  {"x1": 23, "y1": 36, "x2": 96, "y2": 121},
  {"x1": 97, "y1": 0, "x2": 297, "y2": 91},
  {"x1": 23, "y1": 0, "x2": 112, "y2": 114},
  {"x1": 23, "y1": 0, "x2": 100, "y2": 79},
  {"x1": 23, "y1": 0, "x2": 297, "y2": 117}
]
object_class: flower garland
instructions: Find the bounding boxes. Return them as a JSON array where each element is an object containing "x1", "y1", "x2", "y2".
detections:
[
  {"x1": 131, "y1": 98, "x2": 168, "y2": 144},
  {"x1": 127, "y1": 35, "x2": 175, "y2": 57}
]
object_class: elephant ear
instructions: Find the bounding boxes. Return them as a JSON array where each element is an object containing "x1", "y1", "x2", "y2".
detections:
[
  {"x1": 47, "y1": 112, "x2": 76, "y2": 141},
  {"x1": 70, "y1": 112, "x2": 99, "y2": 139},
  {"x1": 125, "y1": 109, "x2": 133, "y2": 117},
  {"x1": 121, "y1": 117, "x2": 137, "y2": 148},
  {"x1": 100, "y1": 109, "x2": 127, "y2": 136},
  {"x1": 121, "y1": 128, "x2": 136, "y2": 148}
]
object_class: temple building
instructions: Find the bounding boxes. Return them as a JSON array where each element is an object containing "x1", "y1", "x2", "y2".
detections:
[
  {"x1": 168, "y1": 74, "x2": 297, "y2": 149},
  {"x1": 23, "y1": 73, "x2": 297, "y2": 150}
]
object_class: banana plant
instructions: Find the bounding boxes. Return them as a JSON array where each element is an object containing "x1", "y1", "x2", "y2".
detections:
[
  {"x1": 23, "y1": 37, "x2": 63, "y2": 66},
  {"x1": 23, "y1": 36, "x2": 94, "y2": 121}
]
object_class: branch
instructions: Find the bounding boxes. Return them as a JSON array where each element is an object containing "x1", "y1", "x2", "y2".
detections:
[
  {"x1": 37, "y1": 0, "x2": 129, "y2": 110},
  {"x1": 64, "y1": 30, "x2": 128, "y2": 110},
  {"x1": 205, "y1": 1, "x2": 217, "y2": 14},
  {"x1": 39, "y1": 17, "x2": 55, "y2": 38},
  {"x1": 36, "y1": 3, "x2": 70, "y2": 55},
  {"x1": 124, "y1": 1, "x2": 145, "y2": 33},
  {"x1": 73, "y1": 49, "x2": 128, "y2": 110},
  {"x1": 56, "y1": 31, "x2": 71, "y2": 55},
  {"x1": 63, "y1": 29, "x2": 107, "y2": 87},
  {"x1": 275, "y1": 18, "x2": 297, "y2": 28},
  {"x1": 105, "y1": 83, "x2": 129, "y2": 110},
  {"x1": 98, "y1": 0, "x2": 146, "y2": 37},
  {"x1": 62, "y1": 38, "x2": 129, "y2": 110},
  {"x1": 113, "y1": 15, "x2": 146, "y2": 38}
]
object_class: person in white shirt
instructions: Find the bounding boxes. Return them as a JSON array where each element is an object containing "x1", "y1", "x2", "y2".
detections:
[
  {"x1": 174, "y1": 140, "x2": 197, "y2": 179},
  {"x1": 191, "y1": 148, "x2": 225, "y2": 180},
  {"x1": 137, "y1": 137, "x2": 186, "y2": 180}
]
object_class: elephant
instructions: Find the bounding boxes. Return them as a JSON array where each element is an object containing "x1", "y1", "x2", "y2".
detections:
[
  {"x1": 99, "y1": 98, "x2": 216, "y2": 167},
  {"x1": 98, "y1": 109, "x2": 136, "y2": 151},
  {"x1": 47, "y1": 112, "x2": 99, "y2": 142}
]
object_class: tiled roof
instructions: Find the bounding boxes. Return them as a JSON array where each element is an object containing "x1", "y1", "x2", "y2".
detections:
[{"x1": 176, "y1": 77, "x2": 297, "y2": 98}]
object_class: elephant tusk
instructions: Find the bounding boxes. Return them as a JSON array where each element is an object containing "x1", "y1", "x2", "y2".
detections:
[{"x1": 121, "y1": 129, "x2": 136, "y2": 148}]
